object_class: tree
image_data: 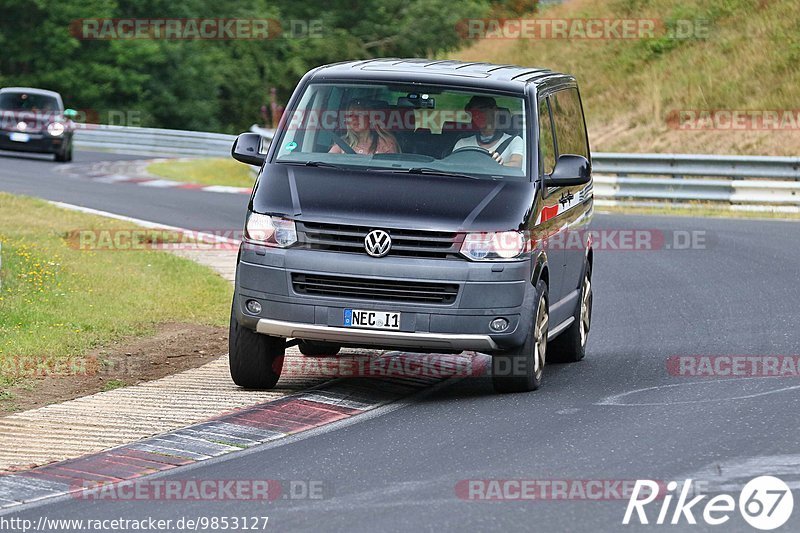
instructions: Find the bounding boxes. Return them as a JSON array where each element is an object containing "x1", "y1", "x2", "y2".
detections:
[{"x1": 0, "y1": 0, "x2": 526, "y2": 132}]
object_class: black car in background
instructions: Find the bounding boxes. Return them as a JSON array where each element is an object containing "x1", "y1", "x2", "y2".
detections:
[{"x1": 0, "y1": 87, "x2": 77, "y2": 162}]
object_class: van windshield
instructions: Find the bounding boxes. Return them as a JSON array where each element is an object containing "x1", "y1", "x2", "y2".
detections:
[{"x1": 273, "y1": 82, "x2": 528, "y2": 180}]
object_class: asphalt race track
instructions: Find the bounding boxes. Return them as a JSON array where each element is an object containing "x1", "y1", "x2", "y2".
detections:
[
  {"x1": 2, "y1": 149, "x2": 799, "y2": 532},
  {"x1": 0, "y1": 150, "x2": 249, "y2": 230}
]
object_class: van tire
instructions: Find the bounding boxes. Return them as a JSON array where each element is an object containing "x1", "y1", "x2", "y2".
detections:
[
  {"x1": 55, "y1": 145, "x2": 72, "y2": 163},
  {"x1": 229, "y1": 302, "x2": 285, "y2": 389},
  {"x1": 492, "y1": 280, "x2": 548, "y2": 393},
  {"x1": 549, "y1": 263, "x2": 592, "y2": 363}
]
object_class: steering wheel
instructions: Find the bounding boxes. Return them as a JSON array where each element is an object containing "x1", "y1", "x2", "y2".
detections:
[{"x1": 450, "y1": 146, "x2": 494, "y2": 158}]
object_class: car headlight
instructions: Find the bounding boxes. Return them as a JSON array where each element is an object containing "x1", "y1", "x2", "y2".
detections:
[
  {"x1": 245, "y1": 213, "x2": 297, "y2": 248},
  {"x1": 460, "y1": 231, "x2": 526, "y2": 261},
  {"x1": 47, "y1": 122, "x2": 65, "y2": 136}
]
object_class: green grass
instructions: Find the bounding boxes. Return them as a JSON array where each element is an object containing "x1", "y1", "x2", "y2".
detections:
[
  {"x1": 453, "y1": 0, "x2": 800, "y2": 156},
  {"x1": 147, "y1": 158, "x2": 255, "y2": 188},
  {"x1": 102, "y1": 379, "x2": 126, "y2": 392},
  {"x1": 0, "y1": 193, "x2": 232, "y2": 378}
]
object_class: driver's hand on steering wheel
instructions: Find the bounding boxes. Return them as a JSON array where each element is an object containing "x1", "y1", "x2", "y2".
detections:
[{"x1": 490, "y1": 151, "x2": 504, "y2": 165}]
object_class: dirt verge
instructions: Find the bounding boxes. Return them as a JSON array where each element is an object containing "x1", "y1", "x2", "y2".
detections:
[{"x1": 1, "y1": 322, "x2": 228, "y2": 416}]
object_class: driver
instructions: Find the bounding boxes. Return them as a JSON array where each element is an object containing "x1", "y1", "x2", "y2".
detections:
[{"x1": 451, "y1": 96, "x2": 523, "y2": 167}]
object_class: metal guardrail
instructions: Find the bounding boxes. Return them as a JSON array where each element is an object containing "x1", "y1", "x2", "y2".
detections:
[
  {"x1": 593, "y1": 153, "x2": 800, "y2": 180},
  {"x1": 592, "y1": 152, "x2": 800, "y2": 211},
  {"x1": 74, "y1": 124, "x2": 275, "y2": 158},
  {"x1": 73, "y1": 126, "x2": 799, "y2": 211}
]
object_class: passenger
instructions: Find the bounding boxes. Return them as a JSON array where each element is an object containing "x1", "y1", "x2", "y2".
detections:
[
  {"x1": 329, "y1": 99, "x2": 399, "y2": 155},
  {"x1": 452, "y1": 96, "x2": 523, "y2": 167}
]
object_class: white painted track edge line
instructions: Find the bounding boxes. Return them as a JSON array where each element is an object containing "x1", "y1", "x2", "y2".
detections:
[{"x1": 48, "y1": 201, "x2": 240, "y2": 245}]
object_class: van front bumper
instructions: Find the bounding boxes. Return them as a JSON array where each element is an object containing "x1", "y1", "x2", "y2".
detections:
[
  {"x1": 255, "y1": 318, "x2": 500, "y2": 351},
  {"x1": 234, "y1": 245, "x2": 538, "y2": 353}
]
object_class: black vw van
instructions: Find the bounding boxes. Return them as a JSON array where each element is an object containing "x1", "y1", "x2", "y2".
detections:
[{"x1": 229, "y1": 59, "x2": 594, "y2": 393}]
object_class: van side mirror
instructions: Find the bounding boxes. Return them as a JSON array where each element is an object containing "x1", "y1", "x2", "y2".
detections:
[
  {"x1": 543, "y1": 154, "x2": 591, "y2": 187},
  {"x1": 232, "y1": 132, "x2": 266, "y2": 166}
]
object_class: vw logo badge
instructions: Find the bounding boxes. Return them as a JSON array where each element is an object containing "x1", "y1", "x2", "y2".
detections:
[{"x1": 364, "y1": 229, "x2": 392, "y2": 258}]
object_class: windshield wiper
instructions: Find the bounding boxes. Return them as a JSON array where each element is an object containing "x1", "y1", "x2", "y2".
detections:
[
  {"x1": 284, "y1": 161, "x2": 497, "y2": 179},
  {"x1": 279, "y1": 160, "x2": 347, "y2": 170},
  {"x1": 406, "y1": 167, "x2": 481, "y2": 180},
  {"x1": 303, "y1": 161, "x2": 347, "y2": 169}
]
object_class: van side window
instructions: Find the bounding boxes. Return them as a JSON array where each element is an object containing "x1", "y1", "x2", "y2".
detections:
[
  {"x1": 551, "y1": 88, "x2": 589, "y2": 159},
  {"x1": 538, "y1": 98, "x2": 556, "y2": 176}
]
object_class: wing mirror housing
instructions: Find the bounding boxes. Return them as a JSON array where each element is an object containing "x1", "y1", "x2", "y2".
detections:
[
  {"x1": 543, "y1": 154, "x2": 591, "y2": 187},
  {"x1": 232, "y1": 132, "x2": 267, "y2": 166}
]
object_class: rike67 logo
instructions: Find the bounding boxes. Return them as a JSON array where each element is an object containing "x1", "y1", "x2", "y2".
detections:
[{"x1": 624, "y1": 476, "x2": 794, "y2": 530}]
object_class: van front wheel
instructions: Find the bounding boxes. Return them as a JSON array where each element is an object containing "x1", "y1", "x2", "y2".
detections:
[
  {"x1": 228, "y1": 303, "x2": 285, "y2": 389},
  {"x1": 492, "y1": 280, "x2": 548, "y2": 393}
]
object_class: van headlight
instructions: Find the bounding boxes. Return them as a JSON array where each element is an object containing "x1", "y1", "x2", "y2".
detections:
[
  {"x1": 460, "y1": 231, "x2": 525, "y2": 261},
  {"x1": 245, "y1": 213, "x2": 297, "y2": 247},
  {"x1": 46, "y1": 122, "x2": 65, "y2": 136}
]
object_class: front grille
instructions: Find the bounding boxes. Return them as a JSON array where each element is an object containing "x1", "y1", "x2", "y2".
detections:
[
  {"x1": 296, "y1": 221, "x2": 459, "y2": 259},
  {"x1": 292, "y1": 273, "x2": 459, "y2": 305}
]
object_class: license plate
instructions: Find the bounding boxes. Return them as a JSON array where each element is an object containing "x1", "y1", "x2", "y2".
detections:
[
  {"x1": 9, "y1": 133, "x2": 30, "y2": 143},
  {"x1": 344, "y1": 309, "x2": 400, "y2": 330}
]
